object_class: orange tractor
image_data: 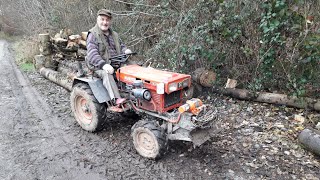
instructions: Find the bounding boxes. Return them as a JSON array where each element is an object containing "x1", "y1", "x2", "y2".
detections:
[{"x1": 70, "y1": 53, "x2": 215, "y2": 159}]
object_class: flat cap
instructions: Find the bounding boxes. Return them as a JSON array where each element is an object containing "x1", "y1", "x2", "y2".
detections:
[{"x1": 97, "y1": 9, "x2": 112, "y2": 18}]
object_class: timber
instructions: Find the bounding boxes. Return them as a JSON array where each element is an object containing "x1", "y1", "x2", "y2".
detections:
[
  {"x1": 39, "y1": 67, "x2": 72, "y2": 91},
  {"x1": 81, "y1": 32, "x2": 88, "y2": 40},
  {"x1": 225, "y1": 79, "x2": 237, "y2": 88},
  {"x1": 79, "y1": 39, "x2": 87, "y2": 49},
  {"x1": 39, "y1": 33, "x2": 52, "y2": 55},
  {"x1": 39, "y1": 33, "x2": 50, "y2": 43},
  {"x1": 33, "y1": 55, "x2": 46, "y2": 70},
  {"x1": 192, "y1": 68, "x2": 216, "y2": 87},
  {"x1": 212, "y1": 87, "x2": 320, "y2": 111},
  {"x1": 52, "y1": 37, "x2": 68, "y2": 47},
  {"x1": 298, "y1": 128, "x2": 320, "y2": 156}
]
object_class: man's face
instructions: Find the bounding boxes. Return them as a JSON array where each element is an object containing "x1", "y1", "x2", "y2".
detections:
[{"x1": 97, "y1": 15, "x2": 112, "y2": 32}]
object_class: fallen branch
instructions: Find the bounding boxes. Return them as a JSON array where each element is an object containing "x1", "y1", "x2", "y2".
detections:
[{"x1": 212, "y1": 87, "x2": 320, "y2": 111}]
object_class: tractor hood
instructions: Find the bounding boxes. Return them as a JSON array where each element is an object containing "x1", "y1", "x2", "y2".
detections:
[{"x1": 116, "y1": 65, "x2": 191, "y2": 94}]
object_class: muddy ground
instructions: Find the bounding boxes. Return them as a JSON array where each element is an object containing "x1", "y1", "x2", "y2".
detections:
[{"x1": 0, "y1": 40, "x2": 319, "y2": 179}]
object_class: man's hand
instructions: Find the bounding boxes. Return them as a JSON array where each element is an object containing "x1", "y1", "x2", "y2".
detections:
[
  {"x1": 124, "y1": 49, "x2": 132, "y2": 54},
  {"x1": 102, "y1": 64, "x2": 114, "y2": 74}
]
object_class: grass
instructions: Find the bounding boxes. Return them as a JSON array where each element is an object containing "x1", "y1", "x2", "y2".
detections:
[
  {"x1": 0, "y1": 33, "x2": 40, "y2": 72},
  {"x1": 11, "y1": 36, "x2": 39, "y2": 71},
  {"x1": 19, "y1": 63, "x2": 35, "y2": 72}
]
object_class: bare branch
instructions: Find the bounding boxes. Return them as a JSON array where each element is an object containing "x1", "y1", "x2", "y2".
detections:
[
  {"x1": 112, "y1": 11, "x2": 165, "y2": 18},
  {"x1": 127, "y1": 31, "x2": 165, "y2": 47},
  {"x1": 114, "y1": 0, "x2": 161, "y2": 8}
]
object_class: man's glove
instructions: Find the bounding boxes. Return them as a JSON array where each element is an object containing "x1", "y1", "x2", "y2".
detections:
[
  {"x1": 102, "y1": 64, "x2": 114, "y2": 74},
  {"x1": 124, "y1": 49, "x2": 132, "y2": 54}
]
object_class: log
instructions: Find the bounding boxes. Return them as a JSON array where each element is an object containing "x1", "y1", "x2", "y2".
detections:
[
  {"x1": 69, "y1": 34, "x2": 81, "y2": 41},
  {"x1": 39, "y1": 67, "x2": 73, "y2": 91},
  {"x1": 199, "y1": 70, "x2": 216, "y2": 87},
  {"x1": 57, "y1": 66, "x2": 77, "y2": 80},
  {"x1": 39, "y1": 33, "x2": 50, "y2": 44},
  {"x1": 58, "y1": 60, "x2": 88, "y2": 73},
  {"x1": 192, "y1": 68, "x2": 216, "y2": 87},
  {"x1": 58, "y1": 61, "x2": 79, "y2": 72},
  {"x1": 81, "y1": 32, "x2": 88, "y2": 40},
  {"x1": 34, "y1": 54, "x2": 58, "y2": 70},
  {"x1": 66, "y1": 41, "x2": 79, "y2": 51},
  {"x1": 39, "y1": 33, "x2": 52, "y2": 55},
  {"x1": 298, "y1": 128, "x2": 320, "y2": 156},
  {"x1": 192, "y1": 68, "x2": 205, "y2": 83},
  {"x1": 212, "y1": 87, "x2": 320, "y2": 111},
  {"x1": 52, "y1": 37, "x2": 68, "y2": 47},
  {"x1": 33, "y1": 55, "x2": 45, "y2": 70},
  {"x1": 79, "y1": 39, "x2": 87, "y2": 49}
]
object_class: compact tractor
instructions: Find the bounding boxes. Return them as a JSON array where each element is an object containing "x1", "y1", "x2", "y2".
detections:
[{"x1": 70, "y1": 53, "x2": 215, "y2": 159}]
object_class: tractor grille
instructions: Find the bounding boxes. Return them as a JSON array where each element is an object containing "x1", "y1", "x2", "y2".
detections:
[{"x1": 164, "y1": 90, "x2": 181, "y2": 108}]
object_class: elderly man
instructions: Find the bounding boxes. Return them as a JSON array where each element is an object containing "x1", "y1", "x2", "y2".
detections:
[{"x1": 86, "y1": 9, "x2": 131, "y2": 110}]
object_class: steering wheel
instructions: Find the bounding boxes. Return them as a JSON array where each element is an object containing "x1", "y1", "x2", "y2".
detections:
[{"x1": 109, "y1": 52, "x2": 137, "y2": 63}]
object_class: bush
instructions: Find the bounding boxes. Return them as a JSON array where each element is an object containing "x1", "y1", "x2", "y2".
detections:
[{"x1": 13, "y1": 37, "x2": 39, "y2": 64}]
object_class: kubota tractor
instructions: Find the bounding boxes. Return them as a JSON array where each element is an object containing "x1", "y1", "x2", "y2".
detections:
[{"x1": 70, "y1": 53, "x2": 215, "y2": 159}]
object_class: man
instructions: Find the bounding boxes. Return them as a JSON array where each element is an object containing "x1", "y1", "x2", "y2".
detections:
[{"x1": 86, "y1": 9, "x2": 131, "y2": 110}]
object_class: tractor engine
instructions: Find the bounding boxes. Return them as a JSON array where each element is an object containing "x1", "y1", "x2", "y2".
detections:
[{"x1": 116, "y1": 65, "x2": 191, "y2": 113}]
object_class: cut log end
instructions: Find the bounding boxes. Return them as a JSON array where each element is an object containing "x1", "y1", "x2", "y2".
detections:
[{"x1": 192, "y1": 68, "x2": 216, "y2": 87}]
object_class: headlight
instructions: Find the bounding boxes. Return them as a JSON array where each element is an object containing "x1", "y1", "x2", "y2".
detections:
[
  {"x1": 182, "y1": 79, "x2": 189, "y2": 88},
  {"x1": 178, "y1": 79, "x2": 190, "y2": 88},
  {"x1": 168, "y1": 83, "x2": 178, "y2": 93}
]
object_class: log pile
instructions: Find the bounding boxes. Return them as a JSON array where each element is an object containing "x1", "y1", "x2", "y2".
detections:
[
  {"x1": 34, "y1": 29, "x2": 89, "y2": 92},
  {"x1": 52, "y1": 30, "x2": 88, "y2": 61}
]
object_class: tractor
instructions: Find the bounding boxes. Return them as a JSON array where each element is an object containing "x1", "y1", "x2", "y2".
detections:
[{"x1": 70, "y1": 53, "x2": 215, "y2": 159}]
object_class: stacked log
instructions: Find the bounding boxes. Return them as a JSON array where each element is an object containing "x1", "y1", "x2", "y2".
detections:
[
  {"x1": 39, "y1": 34, "x2": 52, "y2": 55},
  {"x1": 52, "y1": 30, "x2": 88, "y2": 61},
  {"x1": 34, "y1": 29, "x2": 89, "y2": 92}
]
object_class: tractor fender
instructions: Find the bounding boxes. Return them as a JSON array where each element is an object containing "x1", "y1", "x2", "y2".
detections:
[{"x1": 73, "y1": 77, "x2": 111, "y2": 103}]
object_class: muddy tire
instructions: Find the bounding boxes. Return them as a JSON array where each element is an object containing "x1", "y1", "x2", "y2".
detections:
[
  {"x1": 70, "y1": 83, "x2": 108, "y2": 132},
  {"x1": 131, "y1": 120, "x2": 167, "y2": 159}
]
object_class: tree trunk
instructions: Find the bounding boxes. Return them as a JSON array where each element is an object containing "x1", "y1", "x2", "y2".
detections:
[
  {"x1": 39, "y1": 67, "x2": 73, "y2": 91},
  {"x1": 212, "y1": 87, "x2": 320, "y2": 111}
]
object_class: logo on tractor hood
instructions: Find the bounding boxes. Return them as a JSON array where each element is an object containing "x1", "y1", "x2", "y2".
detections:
[{"x1": 124, "y1": 76, "x2": 136, "y2": 82}]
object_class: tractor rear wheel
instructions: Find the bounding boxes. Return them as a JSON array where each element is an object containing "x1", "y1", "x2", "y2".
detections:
[
  {"x1": 70, "y1": 83, "x2": 108, "y2": 132},
  {"x1": 131, "y1": 120, "x2": 167, "y2": 159}
]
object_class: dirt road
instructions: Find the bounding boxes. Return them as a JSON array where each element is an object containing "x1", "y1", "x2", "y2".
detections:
[{"x1": 0, "y1": 40, "x2": 319, "y2": 179}]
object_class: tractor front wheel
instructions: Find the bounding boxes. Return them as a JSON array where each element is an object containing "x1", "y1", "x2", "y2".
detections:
[
  {"x1": 131, "y1": 120, "x2": 167, "y2": 159},
  {"x1": 70, "y1": 83, "x2": 108, "y2": 132}
]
